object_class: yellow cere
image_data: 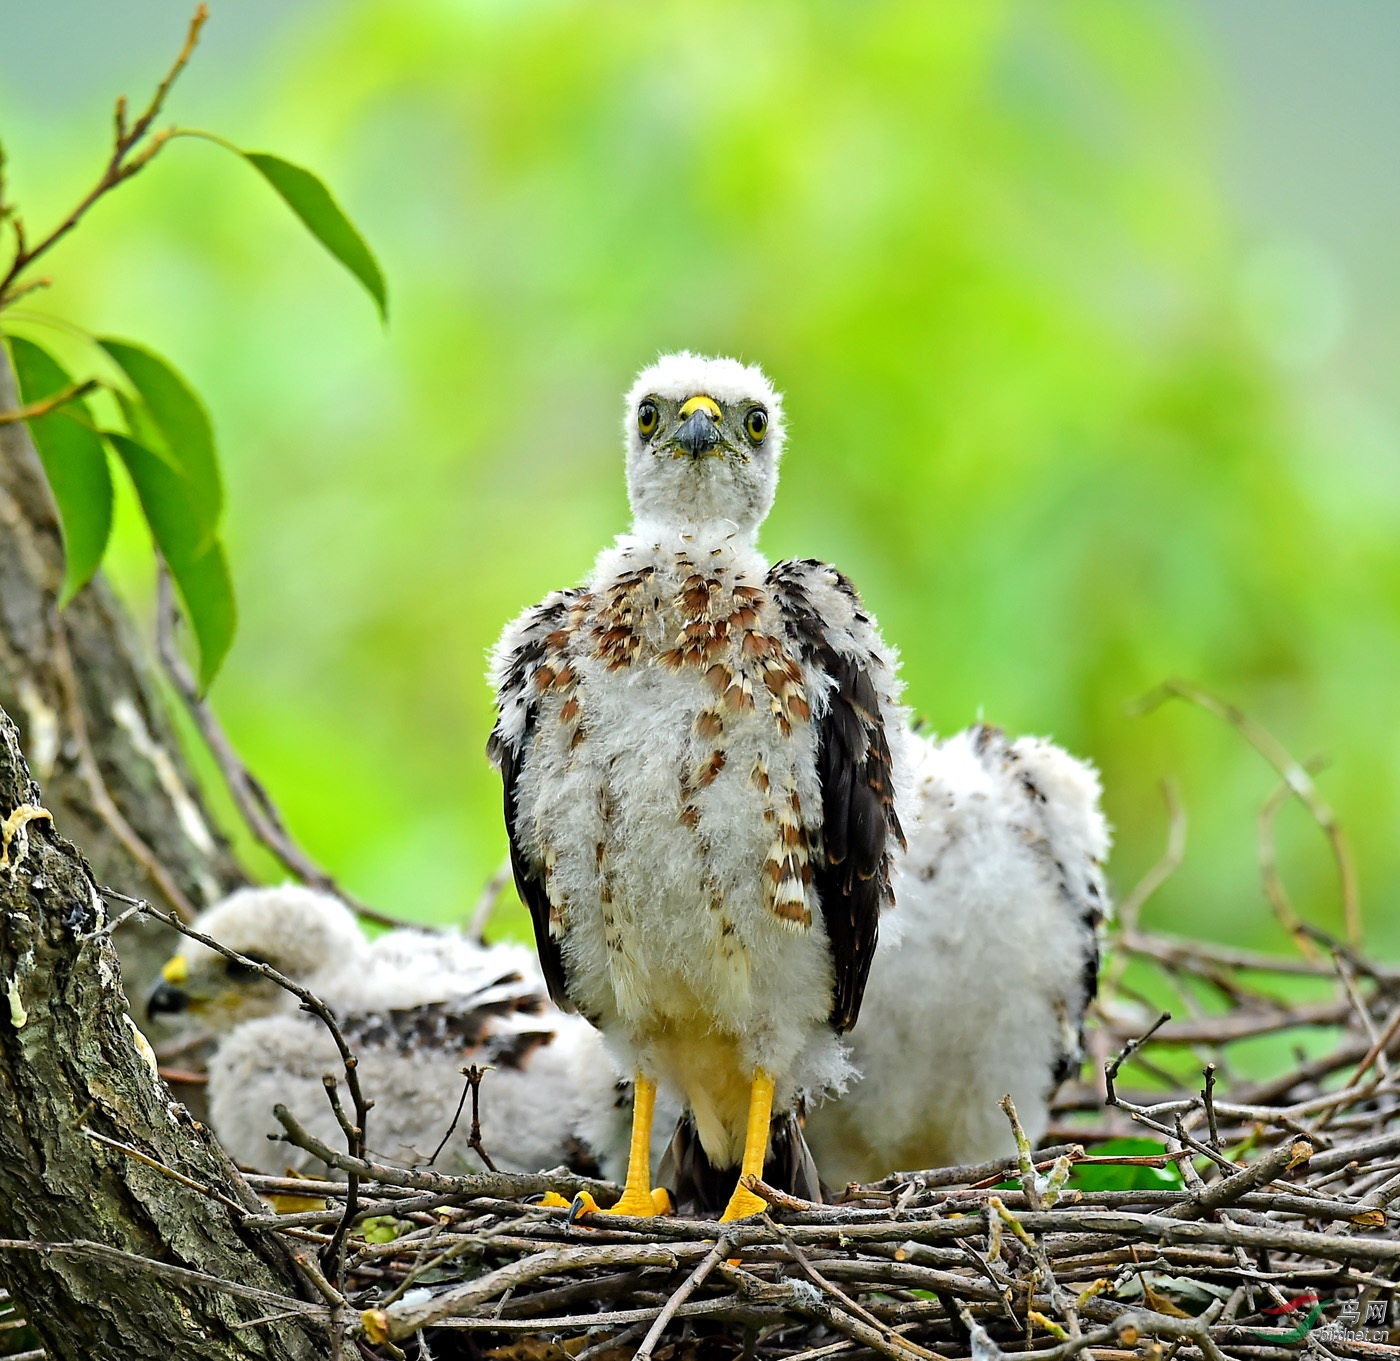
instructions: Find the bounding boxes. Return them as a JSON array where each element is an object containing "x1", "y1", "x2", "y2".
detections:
[
  {"x1": 678, "y1": 394, "x2": 721, "y2": 421},
  {"x1": 160, "y1": 955, "x2": 188, "y2": 985}
]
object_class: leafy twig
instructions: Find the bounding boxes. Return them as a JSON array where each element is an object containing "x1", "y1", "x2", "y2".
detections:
[{"x1": 0, "y1": 6, "x2": 208, "y2": 310}]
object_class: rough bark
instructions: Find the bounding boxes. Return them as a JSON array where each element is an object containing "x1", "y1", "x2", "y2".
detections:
[
  {"x1": 0, "y1": 703, "x2": 325, "y2": 1358},
  {"x1": 0, "y1": 342, "x2": 246, "y2": 999}
]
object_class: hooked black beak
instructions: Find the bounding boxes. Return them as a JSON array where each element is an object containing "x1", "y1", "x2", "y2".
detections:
[
  {"x1": 676, "y1": 408, "x2": 721, "y2": 458},
  {"x1": 147, "y1": 980, "x2": 190, "y2": 1019}
]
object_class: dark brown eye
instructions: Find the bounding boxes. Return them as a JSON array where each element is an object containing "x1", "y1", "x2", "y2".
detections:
[
  {"x1": 637, "y1": 400, "x2": 660, "y2": 438},
  {"x1": 745, "y1": 407, "x2": 768, "y2": 442}
]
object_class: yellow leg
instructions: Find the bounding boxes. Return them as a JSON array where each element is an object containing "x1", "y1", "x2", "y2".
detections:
[
  {"x1": 720, "y1": 1068, "x2": 775, "y2": 1222},
  {"x1": 570, "y1": 1073, "x2": 672, "y2": 1219}
]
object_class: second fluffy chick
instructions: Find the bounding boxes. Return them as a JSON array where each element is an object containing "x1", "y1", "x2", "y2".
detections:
[{"x1": 149, "y1": 886, "x2": 648, "y2": 1180}]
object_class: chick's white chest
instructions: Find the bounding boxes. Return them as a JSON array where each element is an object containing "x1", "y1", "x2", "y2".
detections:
[{"x1": 514, "y1": 543, "x2": 836, "y2": 1054}]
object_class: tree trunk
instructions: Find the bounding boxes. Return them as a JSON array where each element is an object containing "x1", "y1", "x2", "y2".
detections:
[
  {"x1": 0, "y1": 342, "x2": 246, "y2": 998},
  {"x1": 0, "y1": 345, "x2": 317, "y2": 1354},
  {"x1": 0, "y1": 704, "x2": 324, "y2": 1358}
]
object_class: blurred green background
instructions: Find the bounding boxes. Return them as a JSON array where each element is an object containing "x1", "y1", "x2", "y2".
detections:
[{"x1": 1, "y1": 0, "x2": 1397, "y2": 956}]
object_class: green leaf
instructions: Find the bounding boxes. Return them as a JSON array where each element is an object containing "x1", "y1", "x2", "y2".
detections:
[
  {"x1": 357, "y1": 1216, "x2": 408, "y2": 1244},
  {"x1": 1070, "y1": 1138, "x2": 1185, "y2": 1192},
  {"x1": 112, "y1": 385, "x2": 175, "y2": 469},
  {"x1": 6, "y1": 335, "x2": 113, "y2": 606},
  {"x1": 98, "y1": 338, "x2": 222, "y2": 545},
  {"x1": 106, "y1": 431, "x2": 236, "y2": 689},
  {"x1": 242, "y1": 151, "x2": 388, "y2": 321}
]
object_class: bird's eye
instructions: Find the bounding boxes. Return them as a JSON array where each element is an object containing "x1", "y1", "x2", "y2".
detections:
[
  {"x1": 637, "y1": 400, "x2": 660, "y2": 438},
  {"x1": 745, "y1": 407, "x2": 768, "y2": 443}
]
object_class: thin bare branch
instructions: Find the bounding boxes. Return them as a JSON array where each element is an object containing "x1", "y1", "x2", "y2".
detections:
[
  {"x1": 1115, "y1": 778, "x2": 1187, "y2": 932},
  {"x1": 1134, "y1": 678, "x2": 1361, "y2": 944},
  {"x1": 154, "y1": 567, "x2": 423, "y2": 933}
]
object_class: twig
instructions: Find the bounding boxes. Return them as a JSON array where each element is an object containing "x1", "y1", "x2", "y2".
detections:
[
  {"x1": 1258, "y1": 759, "x2": 1328, "y2": 958},
  {"x1": 269, "y1": 1103, "x2": 608, "y2": 1201},
  {"x1": 467, "y1": 859, "x2": 512, "y2": 944},
  {"x1": 768, "y1": 1218, "x2": 938, "y2": 1360},
  {"x1": 1104, "y1": 1011, "x2": 1173, "y2": 1104},
  {"x1": 1166, "y1": 1138, "x2": 1313, "y2": 1220},
  {"x1": 1349, "y1": 1004, "x2": 1400, "y2": 1090},
  {"x1": 999, "y1": 1094, "x2": 1043, "y2": 1210},
  {"x1": 52, "y1": 623, "x2": 197, "y2": 919},
  {"x1": 371, "y1": 1243, "x2": 683, "y2": 1341},
  {"x1": 428, "y1": 1068, "x2": 476, "y2": 1168},
  {"x1": 427, "y1": 1064, "x2": 498, "y2": 1172},
  {"x1": 81, "y1": 1125, "x2": 248, "y2": 1215},
  {"x1": 1118, "y1": 929, "x2": 1390, "y2": 980},
  {"x1": 0, "y1": 378, "x2": 100, "y2": 425},
  {"x1": 0, "y1": 7, "x2": 208, "y2": 308},
  {"x1": 1202, "y1": 1064, "x2": 1220, "y2": 1151},
  {"x1": 464, "y1": 1065, "x2": 498, "y2": 1173},
  {"x1": 1115, "y1": 779, "x2": 1187, "y2": 932},
  {"x1": 633, "y1": 1237, "x2": 731, "y2": 1361},
  {"x1": 1134, "y1": 678, "x2": 1361, "y2": 944},
  {"x1": 1332, "y1": 953, "x2": 1387, "y2": 1072},
  {"x1": 0, "y1": 1237, "x2": 326, "y2": 1318},
  {"x1": 113, "y1": 889, "x2": 372, "y2": 1283},
  {"x1": 154, "y1": 568, "x2": 422, "y2": 933},
  {"x1": 860, "y1": 1145, "x2": 1088, "y2": 1196}
]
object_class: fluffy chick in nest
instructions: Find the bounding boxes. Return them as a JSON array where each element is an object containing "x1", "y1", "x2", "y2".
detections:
[
  {"x1": 147, "y1": 885, "x2": 664, "y2": 1180},
  {"x1": 804, "y1": 723, "x2": 1111, "y2": 1188}
]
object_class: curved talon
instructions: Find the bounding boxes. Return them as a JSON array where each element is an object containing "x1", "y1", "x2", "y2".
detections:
[{"x1": 569, "y1": 1186, "x2": 669, "y2": 1221}]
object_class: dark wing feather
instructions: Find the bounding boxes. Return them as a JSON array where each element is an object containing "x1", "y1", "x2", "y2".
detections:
[
  {"x1": 768, "y1": 560, "x2": 904, "y2": 1033},
  {"x1": 487, "y1": 593, "x2": 579, "y2": 1012}
]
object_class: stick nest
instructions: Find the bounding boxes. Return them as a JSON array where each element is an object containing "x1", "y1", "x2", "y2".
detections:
[{"x1": 204, "y1": 919, "x2": 1399, "y2": 1361}]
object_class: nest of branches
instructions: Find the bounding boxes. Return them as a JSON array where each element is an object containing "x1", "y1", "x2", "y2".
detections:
[{"x1": 168, "y1": 907, "x2": 1388, "y2": 1361}]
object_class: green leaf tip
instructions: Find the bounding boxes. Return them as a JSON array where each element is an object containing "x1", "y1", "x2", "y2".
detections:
[
  {"x1": 243, "y1": 151, "x2": 389, "y2": 322},
  {"x1": 5, "y1": 334, "x2": 113, "y2": 607},
  {"x1": 105, "y1": 430, "x2": 236, "y2": 690}
]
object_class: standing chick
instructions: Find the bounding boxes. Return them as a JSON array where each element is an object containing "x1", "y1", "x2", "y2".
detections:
[{"x1": 489, "y1": 353, "x2": 908, "y2": 1220}]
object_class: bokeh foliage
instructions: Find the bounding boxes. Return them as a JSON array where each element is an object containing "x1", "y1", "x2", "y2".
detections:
[{"x1": 1, "y1": 0, "x2": 1395, "y2": 954}]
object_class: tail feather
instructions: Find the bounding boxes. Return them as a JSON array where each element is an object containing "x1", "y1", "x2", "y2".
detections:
[{"x1": 658, "y1": 1106, "x2": 823, "y2": 1215}]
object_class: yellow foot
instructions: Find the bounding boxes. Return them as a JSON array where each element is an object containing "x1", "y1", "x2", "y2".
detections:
[
  {"x1": 719, "y1": 1182, "x2": 769, "y2": 1222},
  {"x1": 537, "y1": 1191, "x2": 572, "y2": 1209},
  {"x1": 569, "y1": 1187, "x2": 672, "y2": 1222}
]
